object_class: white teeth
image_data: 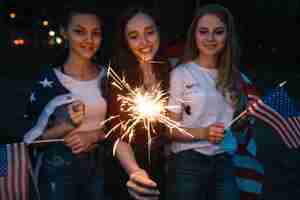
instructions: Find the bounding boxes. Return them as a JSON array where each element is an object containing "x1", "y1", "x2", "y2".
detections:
[
  {"x1": 204, "y1": 43, "x2": 217, "y2": 47},
  {"x1": 82, "y1": 47, "x2": 94, "y2": 51},
  {"x1": 140, "y1": 48, "x2": 151, "y2": 53}
]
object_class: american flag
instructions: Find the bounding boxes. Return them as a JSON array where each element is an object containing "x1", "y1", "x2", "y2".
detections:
[
  {"x1": 248, "y1": 87, "x2": 300, "y2": 148},
  {"x1": 0, "y1": 143, "x2": 29, "y2": 200}
]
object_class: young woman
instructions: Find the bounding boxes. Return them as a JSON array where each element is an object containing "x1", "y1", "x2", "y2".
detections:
[
  {"x1": 166, "y1": 4, "x2": 243, "y2": 200},
  {"x1": 24, "y1": 2, "x2": 108, "y2": 200},
  {"x1": 106, "y1": 5, "x2": 171, "y2": 200}
]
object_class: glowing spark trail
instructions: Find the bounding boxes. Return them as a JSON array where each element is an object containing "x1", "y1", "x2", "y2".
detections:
[{"x1": 106, "y1": 65, "x2": 193, "y2": 162}]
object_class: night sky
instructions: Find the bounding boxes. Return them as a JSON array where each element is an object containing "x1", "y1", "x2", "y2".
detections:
[{"x1": 1, "y1": 0, "x2": 299, "y2": 76}]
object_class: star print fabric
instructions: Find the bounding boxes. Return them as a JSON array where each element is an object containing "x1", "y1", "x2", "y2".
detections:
[{"x1": 23, "y1": 66, "x2": 71, "y2": 135}]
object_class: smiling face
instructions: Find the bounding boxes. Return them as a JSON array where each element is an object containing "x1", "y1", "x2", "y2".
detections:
[
  {"x1": 62, "y1": 13, "x2": 102, "y2": 61},
  {"x1": 195, "y1": 13, "x2": 227, "y2": 58},
  {"x1": 125, "y1": 12, "x2": 160, "y2": 63}
]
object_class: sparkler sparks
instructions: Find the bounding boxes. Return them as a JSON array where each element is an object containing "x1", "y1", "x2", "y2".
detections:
[{"x1": 105, "y1": 65, "x2": 193, "y2": 162}]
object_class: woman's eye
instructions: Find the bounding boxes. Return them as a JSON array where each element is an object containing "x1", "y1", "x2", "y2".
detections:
[
  {"x1": 146, "y1": 30, "x2": 155, "y2": 35},
  {"x1": 74, "y1": 29, "x2": 84, "y2": 35},
  {"x1": 199, "y1": 30, "x2": 208, "y2": 34},
  {"x1": 128, "y1": 34, "x2": 138, "y2": 40},
  {"x1": 93, "y1": 31, "x2": 101, "y2": 37},
  {"x1": 215, "y1": 30, "x2": 225, "y2": 35}
]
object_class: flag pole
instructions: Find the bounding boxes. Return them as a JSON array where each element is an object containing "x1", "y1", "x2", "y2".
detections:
[
  {"x1": 28, "y1": 139, "x2": 64, "y2": 145},
  {"x1": 226, "y1": 110, "x2": 248, "y2": 129},
  {"x1": 226, "y1": 80, "x2": 287, "y2": 129}
]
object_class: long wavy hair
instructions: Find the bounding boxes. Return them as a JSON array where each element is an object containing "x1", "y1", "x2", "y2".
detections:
[
  {"x1": 184, "y1": 4, "x2": 243, "y2": 108},
  {"x1": 111, "y1": 5, "x2": 170, "y2": 92}
]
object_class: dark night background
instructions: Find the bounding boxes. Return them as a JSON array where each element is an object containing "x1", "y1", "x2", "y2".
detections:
[{"x1": 0, "y1": 0, "x2": 299, "y2": 142}]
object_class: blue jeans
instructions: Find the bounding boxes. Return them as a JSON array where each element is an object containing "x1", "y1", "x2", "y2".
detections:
[
  {"x1": 38, "y1": 144, "x2": 106, "y2": 200},
  {"x1": 166, "y1": 150, "x2": 239, "y2": 200}
]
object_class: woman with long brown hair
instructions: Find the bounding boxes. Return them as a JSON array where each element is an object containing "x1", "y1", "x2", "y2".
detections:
[{"x1": 106, "y1": 5, "x2": 171, "y2": 200}]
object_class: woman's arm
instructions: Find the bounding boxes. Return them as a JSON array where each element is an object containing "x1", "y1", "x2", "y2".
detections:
[
  {"x1": 167, "y1": 110, "x2": 208, "y2": 142},
  {"x1": 167, "y1": 111, "x2": 225, "y2": 143},
  {"x1": 64, "y1": 128, "x2": 106, "y2": 154},
  {"x1": 107, "y1": 86, "x2": 159, "y2": 198},
  {"x1": 115, "y1": 141, "x2": 141, "y2": 175},
  {"x1": 115, "y1": 141, "x2": 160, "y2": 199},
  {"x1": 40, "y1": 121, "x2": 74, "y2": 140}
]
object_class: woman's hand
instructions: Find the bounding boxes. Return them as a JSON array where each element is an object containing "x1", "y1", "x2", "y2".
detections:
[
  {"x1": 206, "y1": 122, "x2": 225, "y2": 144},
  {"x1": 64, "y1": 130, "x2": 104, "y2": 154},
  {"x1": 47, "y1": 100, "x2": 85, "y2": 132},
  {"x1": 127, "y1": 169, "x2": 160, "y2": 200},
  {"x1": 66, "y1": 101, "x2": 85, "y2": 126},
  {"x1": 41, "y1": 101, "x2": 85, "y2": 140}
]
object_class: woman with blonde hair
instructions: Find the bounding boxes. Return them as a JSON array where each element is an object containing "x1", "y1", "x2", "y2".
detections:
[{"x1": 166, "y1": 4, "x2": 244, "y2": 200}]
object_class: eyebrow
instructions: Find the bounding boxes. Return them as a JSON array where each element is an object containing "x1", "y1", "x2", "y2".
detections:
[
  {"x1": 127, "y1": 25, "x2": 156, "y2": 35},
  {"x1": 73, "y1": 24, "x2": 101, "y2": 31},
  {"x1": 145, "y1": 25, "x2": 155, "y2": 30},
  {"x1": 198, "y1": 25, "x2": 225, "y2": 29}
]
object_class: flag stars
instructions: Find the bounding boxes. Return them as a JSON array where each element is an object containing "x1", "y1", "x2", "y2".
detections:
[
  {"x1": 30, "y1": 92, "x2": 36, "y2": 103},
  {"x1": 39, "y1": 78, "x2": 53, "y2": 88}
]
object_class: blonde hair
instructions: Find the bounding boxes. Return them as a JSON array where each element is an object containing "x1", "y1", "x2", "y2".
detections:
[{"x1": 184, "y1": 4, "x2": 242, "y2": 107}]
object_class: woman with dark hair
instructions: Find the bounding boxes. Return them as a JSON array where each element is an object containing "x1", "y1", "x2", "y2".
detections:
[
  {"x1": 106, "y1": 5, "x2": 171, "y2": 200},
  {"x1": 24, "y1": 1, "x2": 108, "y2": 199},
  {"x1": 166, "y1": 4, "x2": 245, "y2": 200}
]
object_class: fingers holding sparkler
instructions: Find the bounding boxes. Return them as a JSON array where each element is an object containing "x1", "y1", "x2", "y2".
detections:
[{"x1": 207, "y1": 122, "x2": 225, "y2": 144}]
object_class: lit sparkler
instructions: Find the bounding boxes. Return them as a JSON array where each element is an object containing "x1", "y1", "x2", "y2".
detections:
[{"x1": 105, "y1": 65, "x2": 193, "y2": 162}]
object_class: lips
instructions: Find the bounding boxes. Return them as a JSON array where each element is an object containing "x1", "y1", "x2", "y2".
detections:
[
  {"x1": 80, "y1": 45, "x2": 95, "y2": 52},
  {"x1": 80, "y1": 45, "x2": 94, "y2": 49},
  {"x1": 204, "y1": 44, "x2": 217, "y2": 49}
]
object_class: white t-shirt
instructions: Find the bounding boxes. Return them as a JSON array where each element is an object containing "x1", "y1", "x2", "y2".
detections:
[
  {"x1": 54, "y1": 67, "x2": 107, "y2": 132},
  {"x1": 168, "y1": 61, "x2": 234, "y2": 155}
]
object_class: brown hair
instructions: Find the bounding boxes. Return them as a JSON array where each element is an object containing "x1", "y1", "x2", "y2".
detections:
[
  {"x1": 60, "y1": 1, "x2": 102, "y2": 30},
  {"x1": 112, "y1": 5, "x2": 170, "y2": 91}
]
